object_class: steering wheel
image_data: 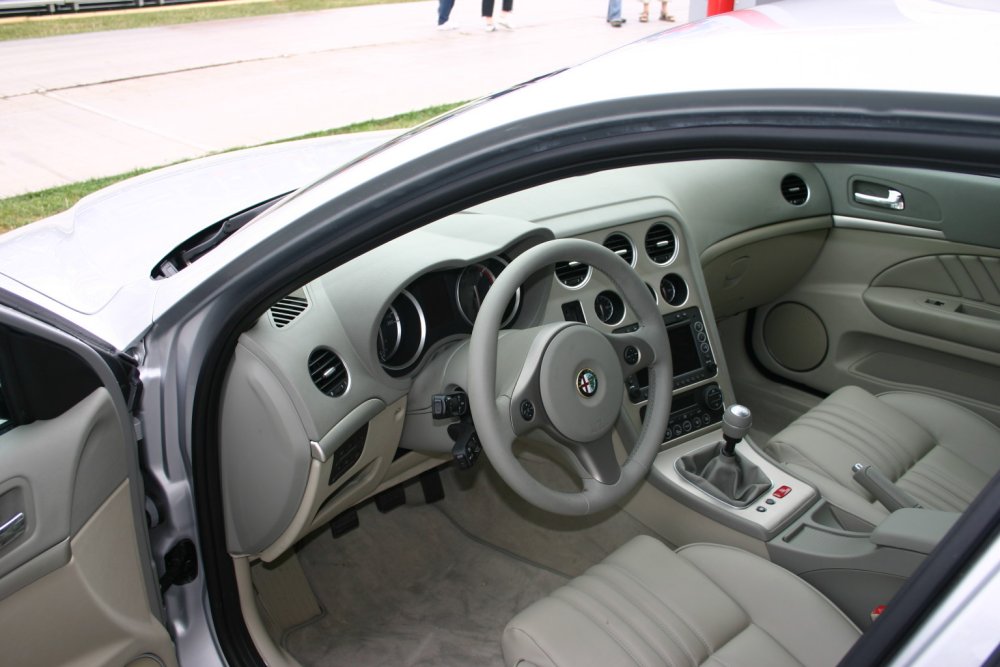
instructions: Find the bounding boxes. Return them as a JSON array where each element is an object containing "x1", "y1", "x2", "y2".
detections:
[{"x1": 468, "y1": 239, "x2": 673, "y2": 515}]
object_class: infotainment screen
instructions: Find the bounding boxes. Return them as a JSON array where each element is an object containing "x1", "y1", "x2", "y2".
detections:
[
  {"x1": 667, "y1": 322, "x2": 700, "y2": 376},
  {"x1": 625, "y1": 307, "x2": 717, "y2": 403}
]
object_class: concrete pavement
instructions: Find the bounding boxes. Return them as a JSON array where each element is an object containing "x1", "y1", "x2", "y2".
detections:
[{"x1": 0, "y1": 0, "x2": 689, "y2": 198}]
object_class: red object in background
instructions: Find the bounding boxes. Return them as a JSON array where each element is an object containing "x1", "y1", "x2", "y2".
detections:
[{"x1": 707, "y1": 0, "x2": 735, "y2": 15}]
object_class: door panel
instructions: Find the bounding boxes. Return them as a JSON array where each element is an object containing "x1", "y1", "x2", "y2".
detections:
[
  {"x1": 0, "y1": 479, "x2": 176, "y2": 667},
  {"x1": 0, "y1": 390, "x2": 125, "y2": 587},
  {"x1": 0, "y1": 311, "x2": 177, "y2": 667},
  {"x1": 751, "y1": 229, "x2": 1000, "y2": 426},
  {"x1": 863, "y1": 254, "x2": 1000, "y2": 352}
]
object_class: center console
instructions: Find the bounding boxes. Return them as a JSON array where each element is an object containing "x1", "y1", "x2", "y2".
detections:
[{"x1": 617, "y1": 295, "x2": 956, "y2": 630}]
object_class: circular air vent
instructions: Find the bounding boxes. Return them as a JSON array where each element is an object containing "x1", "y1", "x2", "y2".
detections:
[
  {"x1": 660, "y1": 274, "x2": 688, "y2": 307},
  {"x1": 603, "y1": 233, "x2": 635, "y2": 266},
  {"x1": 781, "y1": 174, "x2": 809, "y2": 205},
  {"x1": 308, "y1": 347, "x2": 349, "y2": 397},
  {"x1": 594, "y1": 290, "x2": 626, "y2": 325},
  {"x1": 644, "y1": 223, "x2": 676, "y2": 265},
  {"x1": 555, "y1": 260, "x2": 590, "y2": 288}
]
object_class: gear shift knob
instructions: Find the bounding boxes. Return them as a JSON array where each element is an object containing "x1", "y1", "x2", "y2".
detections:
[{"x1": 721, "y1": 404, "x2": 752, "y2": 456}]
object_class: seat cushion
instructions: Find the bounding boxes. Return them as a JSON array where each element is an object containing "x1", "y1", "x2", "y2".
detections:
[
  {"x1": 502, "y1": 535, "x2": 859, "y2": 667},
  {"x1": 765, "y1": 386, "x2": 1000, "y2": 526}
]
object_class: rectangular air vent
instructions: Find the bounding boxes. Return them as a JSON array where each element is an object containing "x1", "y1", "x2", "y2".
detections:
[{"x1": 269, "y1": 289, "x2": 309, "y2": 328}]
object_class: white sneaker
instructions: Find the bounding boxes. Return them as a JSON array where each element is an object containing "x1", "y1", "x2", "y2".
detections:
[
  {"x1": 436, "y1": 22, "x2": 457, "y2": 30},
  {"x1": 484, "y1": 23, "x2": 497, "y2": 32},
  {"x1": 497, "y1": 18, "x2": 514, "y2": 29}
]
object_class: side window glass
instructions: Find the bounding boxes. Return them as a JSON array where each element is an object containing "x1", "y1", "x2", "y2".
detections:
[{"x1": 0, "y1": 326, "x2": 101, "y2": 428}]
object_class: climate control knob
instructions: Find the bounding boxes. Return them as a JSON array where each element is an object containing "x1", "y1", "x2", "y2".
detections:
[{"x1": 703, "y1": 385, "x2": 724, "y2": 412}]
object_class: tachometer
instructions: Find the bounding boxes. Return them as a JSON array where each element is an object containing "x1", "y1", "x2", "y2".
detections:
[
  {"x1": 377, "y1": 304, "x2": 401, "y2": 363},
  {"x1": 455, "y1": 257, "x2": 520, "y2": 327}
]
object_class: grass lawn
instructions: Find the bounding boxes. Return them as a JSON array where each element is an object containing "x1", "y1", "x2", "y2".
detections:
[
  {"x1": 0, "y1": 0, "x2": 420, "y2": 41},
  {"x1": 0, "y1": 101, "x2": 464, "y2": 233}
]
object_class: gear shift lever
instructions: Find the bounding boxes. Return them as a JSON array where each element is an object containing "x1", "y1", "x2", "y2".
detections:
[
  {"x1": 676, "y1": 404, "x2": 770, "y2": 507},
  {"x1": 721, "y1": 405, "x2": 753, "y2": 457}
]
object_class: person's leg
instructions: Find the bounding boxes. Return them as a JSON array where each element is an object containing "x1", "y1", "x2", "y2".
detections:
[
  {"x1": 501, "y1": 0, "x2": 512, "y2": 11},
  {"x1": 639, "y1": 0, "x2": 649, "y2": 21},
  {"x1": 660, "y1": 0, "x2": 674, "y2": 20},
  {"x1": 482, "y1": 0, "x2": 496, "y2": 29},
  {"x1": 438, "y1": 0, "x2": 455, "y2": 25},
  {"x1": 607, "y1": 0, "x2": 622, "y2": 22}
]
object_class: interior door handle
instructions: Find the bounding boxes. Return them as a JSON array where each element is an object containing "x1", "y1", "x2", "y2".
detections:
[
  {"x1": 0, "y1": 512, "x2": 26, "y2": 549},
  {"x1": 854, "y1": 188, "x2": 905, "y2": 210}
]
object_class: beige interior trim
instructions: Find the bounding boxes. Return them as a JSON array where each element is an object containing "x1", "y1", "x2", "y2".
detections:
[
  {"x1": 699, "y1": 216, "x2": 831, "y2": 265},
  {"x1": 251, "y1": 551, "x2": 322, "y2": 644},
  {"x1": 0, "y1": 481, "x2": 177, "y2": 667},
  {"x1": 234, "y1": 557, "x2": 301, "y2": 667},
  {"x1": 259, "y1": 397, "x2": 408, "y2": 562},
  {"x1": 833, "y1": 215, "x2": 946, "y2": 239}
]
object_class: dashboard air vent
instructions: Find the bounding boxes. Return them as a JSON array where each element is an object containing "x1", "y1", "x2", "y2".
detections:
[
  {"x1": 555, "y1": 261, "x2": 589, "y2": 288},
  {"x1": 308, "y1": 347, "x2": 349, "y2": 397},
  {"x1": 781, "y1": 174, "x2": 808, "y2": 205},
  {"x1": 603, "y1": 233, "x2": 635, "y2": 266},
  {"x1": 644, "y1": 223, "x2": 676, "y2": 264},
  {"x1": 269, "y1": 289, "x2": 309, "y2": 328}
]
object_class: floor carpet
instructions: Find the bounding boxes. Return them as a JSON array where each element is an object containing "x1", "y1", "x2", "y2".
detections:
[{"x1": 284, "y1": 458, "x2": 655, "y2": 666}]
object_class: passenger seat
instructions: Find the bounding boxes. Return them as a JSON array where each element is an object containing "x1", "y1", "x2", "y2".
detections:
[{"x1": 764, "y1": 386, "x2": 1000, "y2": 526}]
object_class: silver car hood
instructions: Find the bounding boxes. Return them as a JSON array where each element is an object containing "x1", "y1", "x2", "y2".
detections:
[{"x1": 0, "y1": 131, "x2": 396, "y2": 341}]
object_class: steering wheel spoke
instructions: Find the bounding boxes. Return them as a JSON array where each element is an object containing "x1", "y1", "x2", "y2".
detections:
[
  {"x1": 566, "y1": 433, "x2": 622, "y2": 485},
  {"x1": 605, "y1": 329, "x2": 657, "y2": 376}
]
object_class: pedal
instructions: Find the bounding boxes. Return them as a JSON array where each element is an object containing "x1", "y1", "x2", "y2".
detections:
[
  {"x1": 420, "y1": 468, "x2": 445, "y2": 504},
  {"x1": 329, "y1": 509, "x2": 359, "y2": 538},
  {"x1": 374, "y1": 484, "x2": 406, "y2": 513}
]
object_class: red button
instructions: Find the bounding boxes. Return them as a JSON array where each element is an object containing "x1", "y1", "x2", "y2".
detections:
[{"x1": 773, "y1": 485, "x2": 792, "y2": 498}]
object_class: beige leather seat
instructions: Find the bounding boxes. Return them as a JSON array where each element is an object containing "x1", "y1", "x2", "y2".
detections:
[
  {"x1": 765, "y1": 386, "x2": 1000, "y2": 526},
  {"x1": 503, "y1": 535, "x2": 859, "y2": 667}
]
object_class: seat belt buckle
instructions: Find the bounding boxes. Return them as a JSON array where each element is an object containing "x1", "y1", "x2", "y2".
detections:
[{"x1": 870, "y1": 604, "x2": 886, "y2": 622}]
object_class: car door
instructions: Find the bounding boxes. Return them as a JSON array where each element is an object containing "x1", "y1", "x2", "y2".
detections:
[
  {"x1": 748, "y1": 164, "x2": 1000, "y2": 426},
  {"x1": 0, "y1": 302, "x2": 177, "y2": 667}
]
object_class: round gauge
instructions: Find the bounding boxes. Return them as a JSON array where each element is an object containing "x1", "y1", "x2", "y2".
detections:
[
  {"x1": 379, "y1": 290, "x2": 427, "y2": 374},
  {"x1": 456, "y1": 257, "x2": 521, "y2": 327},
  {"x1": 376, "y1": 304, "x2": 401, "y2": 363},
  {"x1": 660, "y1": 273, "x2": 688, "y2": 307},
  {"x1": 594, "y1": 290, "x2": 626, "y2": 325}
]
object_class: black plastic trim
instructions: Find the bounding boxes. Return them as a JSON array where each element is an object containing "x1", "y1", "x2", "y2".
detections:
[{"x1": 0, "y1": 286, "x2": 138, "y2": 404}]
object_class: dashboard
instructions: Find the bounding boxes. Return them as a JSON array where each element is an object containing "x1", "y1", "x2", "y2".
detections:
[{"x1": 218, "y1": 158, "x2": 835, "y2": 561}]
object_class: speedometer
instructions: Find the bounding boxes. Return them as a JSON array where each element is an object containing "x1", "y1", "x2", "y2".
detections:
[{"x1": 455, "y1": 257, "x2": 520, "y2": 327}]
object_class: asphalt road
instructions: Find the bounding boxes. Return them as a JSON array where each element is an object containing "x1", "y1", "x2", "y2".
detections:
[{"x1": 0, "y1": 0, "x2": 689, "y2": 198}]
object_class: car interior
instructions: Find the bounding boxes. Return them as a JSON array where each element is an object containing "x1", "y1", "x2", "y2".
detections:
[{"x1": 215, "y1": 157, "x2": 1000, "y2": 666}]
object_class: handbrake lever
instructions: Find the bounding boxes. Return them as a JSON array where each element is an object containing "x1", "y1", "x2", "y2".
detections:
[{"x1": 852, "y1": 463, "x2": 922, "y2": 512}]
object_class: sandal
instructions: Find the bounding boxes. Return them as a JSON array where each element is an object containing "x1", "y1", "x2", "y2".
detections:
[
  {"x1": 659, "y1": 11, "x2": 675, "y2": 21},
  {"x1": 639, "y1": 9, "x2": 649, "y2": 22}
]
